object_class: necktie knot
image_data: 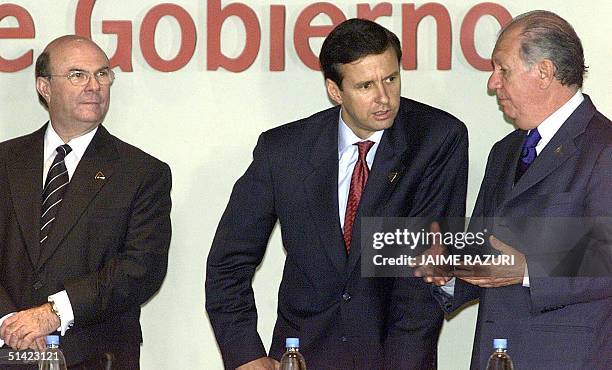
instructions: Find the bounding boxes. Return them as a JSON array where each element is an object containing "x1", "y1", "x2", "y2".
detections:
[
  {"x1": 515, "y1": 128, "x2": 541, "y2": 182},
  {"x1": 355, "y1": 140, "x2": 375, "y2": 161},
  {"x1": 520, "y1": 128, "x2": 541, "y2": 164},
  {"x1": 56, "y1": 144, "x2": 73, "y2": 159}
]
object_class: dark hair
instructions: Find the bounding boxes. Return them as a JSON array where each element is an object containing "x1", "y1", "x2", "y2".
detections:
[
  {"x1": 501, "y1": 10, "x2": 587, "y2": 88},
  {"x1": 319, "y1": 18, "x2": 401, "y2": 88},
  {"x1": 35, "y1": 50, "x2": 51, "y2": 108}
]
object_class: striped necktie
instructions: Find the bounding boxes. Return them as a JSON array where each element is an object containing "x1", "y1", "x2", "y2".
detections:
[{"x1": 40, "y1": 144, "x2": 72, "y2": 244}]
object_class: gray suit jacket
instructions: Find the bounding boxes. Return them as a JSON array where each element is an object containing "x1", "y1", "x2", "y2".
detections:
[{"x1": 440, "y1": 95, "x2": 612, "y2": 369}]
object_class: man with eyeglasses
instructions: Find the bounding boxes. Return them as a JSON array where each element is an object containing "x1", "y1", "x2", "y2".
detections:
[{"x1": 0, "y1": 35, "x2": 172, "y2": 369}]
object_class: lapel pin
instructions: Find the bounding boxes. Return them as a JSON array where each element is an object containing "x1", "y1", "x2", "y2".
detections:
[
  {"x1": 95, "y1": 171, "x2": 106, "y2": 180},
  {"x1": 388, "y1": 171, "x2": 399, "y2": 183},
  {"x1": 554, "y1": 145, "x2": 563, "y2": 155}
]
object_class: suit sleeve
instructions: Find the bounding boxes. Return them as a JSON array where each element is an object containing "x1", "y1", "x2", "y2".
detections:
[
  {"x1": 385, "y1": 120, "x2": 469, "y2": 367},
  {"x1": 63, "y1": 160, "x2": 172, "y2": 325},
  {"x1": 205, "y1": 134, "x2": 277, "y2": 370},
  {"x1": 407, "y1": 120, "x2": 468, "y2": 219},
  {"x1": 432, "y1": 140, "x2": 501, "y2": 314},
  {"x1": 528, "y1": 144, "x2": 612, "y2": 312},
  {"x1": 0, "y1": 154, "x2": 18, "y2": 317},
  {"x1": 0, "y1": 286, "x2": 17, "y2": 318}
]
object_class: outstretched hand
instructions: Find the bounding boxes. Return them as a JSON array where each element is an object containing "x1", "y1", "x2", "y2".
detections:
[{"x1": 454, "y1": 235, "x2": 526, "y2": 288}]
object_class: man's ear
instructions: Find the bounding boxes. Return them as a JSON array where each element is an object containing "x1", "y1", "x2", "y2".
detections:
[
  {"x1": 36, "y1": 77, "x2": 51, "y2": 105},
  {"x1": 326, "y1": 78, "x2": 343, "y2": 106},
  {"x1": 537, "y1": 59, "x2": 556, "y2": 89}
]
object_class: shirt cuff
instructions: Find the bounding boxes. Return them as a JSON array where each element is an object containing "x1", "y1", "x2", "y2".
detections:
[
  {"x1": 0, "y1": 312, "x2": 16, "y2": 347},
  {"x1": 522, "y1": 264, "x2": 530, "y2": 287},
  {"x1": 439, "y1": 277, "x2": 456, "y2": 296},
  {"x1": 48, "y1": 291, "x2": 74, "y2": 335}
]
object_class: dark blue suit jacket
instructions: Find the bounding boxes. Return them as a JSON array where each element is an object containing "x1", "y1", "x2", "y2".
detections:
[
  {"x1": 206, "y1": 97, "x2": 468, "y2": 369},
  {"x1": 443, "y1": 95, "x2": 612, "y2": 369}
]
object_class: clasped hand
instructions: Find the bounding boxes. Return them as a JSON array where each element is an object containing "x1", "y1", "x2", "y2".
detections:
[
  {"x1": 0, "y1": 304, "x2": 60, "y2": 351},
  {"x1": 411, "y1": 222, "x2": 526, "y2": 288}
]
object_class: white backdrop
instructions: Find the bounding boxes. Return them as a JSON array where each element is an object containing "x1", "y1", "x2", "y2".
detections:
[{"x1": 1, "y1": 1, "x2": 610, "y2": 369}]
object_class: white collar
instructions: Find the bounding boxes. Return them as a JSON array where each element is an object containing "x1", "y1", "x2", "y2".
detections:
[
  {"x1": 337, "y1": 110, "x2": 384, "y2": 157},
  {"x1": 533, "y1": 90, "x2": 584, "y2": 144},
  {"x1": 44, "y1": 122, "x2": 99, "y2": 163}
]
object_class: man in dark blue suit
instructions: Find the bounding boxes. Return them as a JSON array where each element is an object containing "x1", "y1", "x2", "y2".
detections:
[
  {"x1": 206, "y1": 19, "x2": 468, "y2": 369},
  {"x1": 419, "y1": 10, "x2": 611, "y2": 370}
]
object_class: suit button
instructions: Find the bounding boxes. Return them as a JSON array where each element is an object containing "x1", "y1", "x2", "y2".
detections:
[
  {"x1": 341, "y1": 336, "x2": 348, "y2": 342},
  {"x1": 33, "y1": 281, "x2": 43, "y2": 290},
  {"x1": 342, "y1": 292, "x2": 351, "y2": 302}
]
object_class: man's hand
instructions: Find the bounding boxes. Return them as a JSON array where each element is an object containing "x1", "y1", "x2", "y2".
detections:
[
  {"x1": 411, "y1": 221, "x2": 454, "y2": 286},
  {"x1": 0, "y1": 304, "x2": 60, "y2": 350},
  {"x1": 454, "y1": 235, "x2": 526, "y2": 288},
  {"x1": 236, "y1": 356, "x2": 280, "y2": 370}
]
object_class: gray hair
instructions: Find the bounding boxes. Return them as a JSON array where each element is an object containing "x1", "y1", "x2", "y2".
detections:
[{"x1": 500, "y1": 10, "x2": 587, "y2": 88}]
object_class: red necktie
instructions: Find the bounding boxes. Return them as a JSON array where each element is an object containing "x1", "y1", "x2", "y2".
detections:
[{"x1": 343, "y1": 140, "x2": 375, "y2": 253}]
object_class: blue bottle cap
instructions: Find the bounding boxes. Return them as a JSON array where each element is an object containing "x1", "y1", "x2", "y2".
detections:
[
  {"x1": 285, "y1": 338, "x2": 299, "y2": 348},
  {"x1": 46, "y1": 335, "x2": 60, "y2": 345},
  {"x1": 493, "y1": 338, "x2": 507, "y2": 349}
]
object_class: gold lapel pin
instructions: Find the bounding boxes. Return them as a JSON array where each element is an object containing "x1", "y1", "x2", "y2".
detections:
[
  {"x1": 388, "y1": 171, "x2": 399, "y2": 183},
  {"x1": 95, "y1": 171, "x2": 106, "y2": 180},
  {"x1": 555, "y1": 145, "x2": 563, "y2": 155}
]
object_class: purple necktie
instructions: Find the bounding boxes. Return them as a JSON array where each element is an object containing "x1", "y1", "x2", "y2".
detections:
[{"x1": 515, "y1": 128, "x2": 541, "y2": 182}]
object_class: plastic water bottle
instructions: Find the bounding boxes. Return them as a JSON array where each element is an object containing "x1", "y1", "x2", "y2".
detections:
[
  {"x1": 279, "y1": 337, "x2": 307, "y2": 370},
  {"x1": 38, "y1": 335, "x2": 67, "y2": 370},
  {"x1": 486, "y1": 338, "x2": 514, "y2": 370}
]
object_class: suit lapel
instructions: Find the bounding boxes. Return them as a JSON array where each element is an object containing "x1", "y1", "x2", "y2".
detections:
[
  {"x1": 505, "y1": 97, "x2": 594, "y2": 204},
  {"x1": 493, "y1": 132, "x2": 524, "y2": 210},
  {"x1": 346, "y1": 111, "x2": 408, "y2": 275},
  {"x1": 302, "y1": 110, "x2": 346, "y2": 273},
  {"x1": 37, "y1": 126, "x2": 119, "y2": 269},
  {"x1": 7, "y1": 125, "x2": 46, "y2": 266}
]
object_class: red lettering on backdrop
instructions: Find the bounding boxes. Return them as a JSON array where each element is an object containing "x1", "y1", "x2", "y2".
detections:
[
  {"x1": 102, "y1": 21, "x2": 133, "y2": 71},
  {"x1": 75, "y1": 0, "x2": 133, "y2": 71},
  {"x1": 356, "y1": 3, "x2": 392, "y2": 21},
  {"x1": 402, "y1": 3, "x2": 452, "y2": 70},
  {"x1": 269, "y1": 5, "x2": 286, "y2": 71},
  {"x1": 0, "y1": 4, "x2": 34, "y2": 72},
  {"x1": 74, "y1": 0, "x2": 94, "y2": 38},
  {"x1": 461, "y1": 2, "x2": 512, "y2": 71},
  {"x1": 1, "y1": 2, "x2": 514, "y2": 73},
  {"x1": 140, "y1": 4, "x2": 196, "y2": 72},
  {"x1": 207, "y1": 0, "x2": 261, "y2": 72},
  {"x1": 294, "y1": 3, "x2": 346, "y2": 71}
]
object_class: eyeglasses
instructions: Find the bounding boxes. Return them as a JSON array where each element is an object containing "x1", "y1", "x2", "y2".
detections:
[{"x1": 44, "y1": 68, "x2": 115, "y2": 86}]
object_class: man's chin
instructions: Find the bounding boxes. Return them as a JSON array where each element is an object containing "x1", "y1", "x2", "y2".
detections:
[
  {"x1": 377, "y1": 117, "x2": 396, "y2": 130},
  {"x1": 76, "y1": 109, "x2": 106, "y2": 122}
]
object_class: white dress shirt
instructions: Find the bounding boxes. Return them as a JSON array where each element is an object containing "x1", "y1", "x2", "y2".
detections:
[
  {"x1": 43, "y1": 123, "x2": 98, "y2": 185},
  {"x1": 337, "y1": 112, "x2": 384, "y2": 230},
  {"x1": 0, "y1": 123, "x2": 98, "y2": 347}
]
